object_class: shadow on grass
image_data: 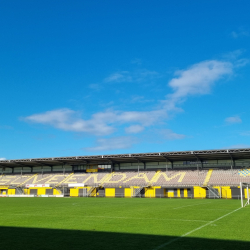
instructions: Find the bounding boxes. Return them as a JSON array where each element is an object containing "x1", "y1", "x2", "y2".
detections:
[{"x1": 0, "y1": 226, "x2": 249, "y2": 250}]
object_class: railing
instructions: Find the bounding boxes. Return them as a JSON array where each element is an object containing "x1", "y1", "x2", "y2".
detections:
[
  {"x1": 15, "y1": 187, "x2": 23, "y2": 195},
  {"x1": 207, "y1": 186, "x2": 220, "y2": 198},
  {"x1": 132, "y1": 187, "x2": 145, "y2": 197}
]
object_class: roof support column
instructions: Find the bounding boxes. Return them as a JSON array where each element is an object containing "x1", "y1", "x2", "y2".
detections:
[
  {"x1": 107, "y1": 160, "x2": 113, "y2": 173},
  {"x1": 138, "y1": 160, "x2": 140, "y2": 176},
  {"x1": 227, "y1": 151, "x2": 235, "y2": 172},
  {"x1": 162, "y1": 156, "x2": 173, "y2": 172},
  {"x1": 133, "y1": 158, "x2": 144, "y2": 176},
  {"x1": 193, "y1": 153, "x2": 202, "y2": 176}
]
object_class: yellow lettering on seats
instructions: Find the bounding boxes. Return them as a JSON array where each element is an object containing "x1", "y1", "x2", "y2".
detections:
[
  {"x1": 104, "y1": 173, "x2": 127, "y2": 183},
  {"x1": 46, "y1": 175, "x2": 64, "y2": 184},
  {"x1": 152, "y1": 172, "x2": 186, "y2": 183},
  {"x1": 82, "y1": 173, "x2": 110, "y2": 184},
  {"x1": 0, "y1": 176, "x2": 18, "y2": 185},
  {"x1": 10, "y1": 176, "x2": 26, "y2": 184},
  {"x1": 63, "y1": 175, "x2": 78, "y2": 184},
  {"x1": 31, "y1": 175, "x2": 52, "y2": 184},
  {"x1": 83, "y1": 174, "x2": 100, "y2": 184},
  {"x1": 123, "y1": 173, "x2": 150, "y2": 183}
]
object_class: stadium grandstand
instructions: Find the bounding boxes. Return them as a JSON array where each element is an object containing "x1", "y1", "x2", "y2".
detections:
[{"x1": 1, "y1": 148, "x2": 250, "y2": 199}]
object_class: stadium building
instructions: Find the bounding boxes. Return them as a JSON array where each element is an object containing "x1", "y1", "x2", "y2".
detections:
[{"x1": 1, "y1": 148, "x2": 250, "y2": 199}]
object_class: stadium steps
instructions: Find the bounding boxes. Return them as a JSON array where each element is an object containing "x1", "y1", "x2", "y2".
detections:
[
  {"x1": 55, "y1": 186, "x2": 63, "y2": 195},
  {"x1": 87, "y1": 187, "x2": 96, "y2": 197},
  {"x1": 16, "y1": 186, "x2": 24, "y2": 195},
  {"x1": 207, "y1": 185, "x2": 220, "y2": 198},
  {"x1": 17, "y1": 174, "x2": 37, "y2": 187},
  {"x1": 86, "y1": 172, "x2": 114, "y2": 197},
  {"x1": 55, "y1": 172, "x2": 74, "y2": 187},
  {"x1": 131, "y1": 186, "x2": 144, "y2": 197},
  {"x1": 203, "y1": 169, "x2": 213, "y2": 186},
  {"x1": 98, "y1": 172, "x2": 115, "y2": 187},
  {"x1": 148, "y1": 170, "x2": 161, "y2": 186}
]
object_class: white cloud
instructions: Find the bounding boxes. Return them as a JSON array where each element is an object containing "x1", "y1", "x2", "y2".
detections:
[
  {"x1": 24, "y1": 109, "x2": 114, "y2": 136},
  {"x1": 231, "y1": 30, "x2": 250, "y2": 38},
  {"x1": 222, "y1": 50, "x2": 249, "y2": 68},
  {"x1": 24, "y1": 109, "x2": 165, "y2": 136},
  {"x1": 129, "y1": 95, "x2": 153, "y2": 104},
  {"x1": 225, "y1": 116, "x2": 242, "y2": 124},
  {"x1": 104, "y1": 72, "x2": 128, "y2": 83},
  {"x1": 131, "y1": 58, "x2": 142, "y2": 65},
  {"x1": 0, "y1": 158, "x2": 6, "y2": 161},
  {"x1": 161, "y1": 129, "x2": 185, "y2": 140},
  {"x1": 235, "y1": 58, "x2": 249, "y2": 68},
  {"x1": 85, "y1": 137, "x2": 137, "y2": 151},
  {"x1": 88, "y1": 84, "x2": 101, "y2": 91},
  {"x1": 240, "y1": 131, "x2": 250, "y2": 136},
  {"x1": 104, "y1": 69, "x2": 159, "y2": 83},
  {"x1": 125, "y1": 125, "x2": 144, "y2": 134},
  {"x1": 0, "y1": 125, "x2": 13, "y2": 129},
  {"x1": 165, "y1": 60, "x2": 233, "y2": 110},
  {"x1": 23, "y1": 58, "x2": 241, "y2": 144},
  {"x1": 224, "y1": 50, "x2": 244, "y2": 60}
]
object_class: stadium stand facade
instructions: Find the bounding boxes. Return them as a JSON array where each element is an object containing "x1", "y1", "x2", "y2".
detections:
[{"x1": 1, "y1": 148, "x2": 250, "y2": 199}]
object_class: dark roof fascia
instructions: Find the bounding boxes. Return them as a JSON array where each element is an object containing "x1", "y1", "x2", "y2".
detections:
[{"x1": 1, "y1": 148, "x2": 250, "y2": 168}]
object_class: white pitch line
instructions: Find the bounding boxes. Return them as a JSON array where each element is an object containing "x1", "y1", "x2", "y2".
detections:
[
  {"x1": 173, "y1": 202, "x2": 212, "y2": 209},
  {"x1": 152, "y1": 207, "x2": 242, "y2": 250},
  {"x1": 201, "y1": 208, "x2": 233, "y2": 211}
]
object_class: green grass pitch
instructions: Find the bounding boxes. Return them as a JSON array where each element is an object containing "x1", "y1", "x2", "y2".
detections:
[{"x1": 0, "y1": 198, "x2": 249, "y2": 250}]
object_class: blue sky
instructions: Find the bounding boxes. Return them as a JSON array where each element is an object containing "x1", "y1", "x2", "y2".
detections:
[{"x1": 1, "y1": 1, "x2": 250, "y2": 159}]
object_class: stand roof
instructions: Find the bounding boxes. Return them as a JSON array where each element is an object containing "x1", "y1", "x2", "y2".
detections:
[{"x1": 1, "y1": 148, "x2": 250, "y2": 168}]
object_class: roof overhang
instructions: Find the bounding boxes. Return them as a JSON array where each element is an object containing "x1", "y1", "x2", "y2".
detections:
[{"x1": 1, "y1": 148, "x2": 250, "y2": 168}]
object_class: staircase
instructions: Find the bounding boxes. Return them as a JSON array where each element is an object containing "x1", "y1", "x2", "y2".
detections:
[
  {"x1": 207, "y1": 185, "x2": 220, "y2": 198},
  {"x1": 85, "y1": 173, "x2": 114, "y2": 197},
  {"x1": 18, "y1": 174, "x2": 37, "y2": 187},
  {"x1": 55, "y1": 186, "x2": 63, "y2": 195},
  {"x1": 148, "y1": 170, "x2": 161, "y2": 186},
  {"x1": 16, "y1": 187, "x2": 23, "y2": 195},
  {"x1": 132, "y1": 187, "x2": 144, "y2": 197},
  {"x1": 98, "y1": 172, "x2": 114, "y2": 187},
  {"x1": 55, "y1": 173, "x2": 74, "y2": 187},
  {"x1": 87, "y1": 186, "x2": 96, "y2": 197},
  {"x1": 203, "y1": 169, "x2": 213, "y2": 186}
]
